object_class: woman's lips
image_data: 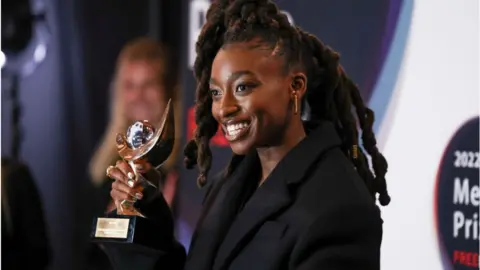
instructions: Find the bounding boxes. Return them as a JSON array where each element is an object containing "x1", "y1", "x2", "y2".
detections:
[{"x1": 223, "y1": 121, "x2": 251, "y2": 142}]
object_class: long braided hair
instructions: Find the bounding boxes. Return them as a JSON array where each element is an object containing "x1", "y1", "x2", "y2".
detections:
[{"x1": 184, "y1": 0, "x2": 390, "y2": 206}]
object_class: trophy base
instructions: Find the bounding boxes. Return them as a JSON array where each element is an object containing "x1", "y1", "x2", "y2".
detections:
[{"x1": 91, "y1": 213, "x2": 165, "y2": 252}]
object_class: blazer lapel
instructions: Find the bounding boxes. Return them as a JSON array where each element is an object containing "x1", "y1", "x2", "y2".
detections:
[
  {"x1": 184, "y1": 153, "x2": 260, "y2": 270},
  {"x1": 213, "y1": 121, "x2": 342, "y2": 270},
  {"x1": 213, "y1": 168, "x2": 291, "y2": 270}
]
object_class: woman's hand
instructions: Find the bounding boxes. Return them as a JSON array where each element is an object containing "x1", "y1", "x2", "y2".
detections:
[{"x1": 107, "y1": 159, "x2": 150, "y2": 211}]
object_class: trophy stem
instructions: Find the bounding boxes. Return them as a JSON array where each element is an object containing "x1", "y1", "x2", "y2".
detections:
[{"x1": 119, "y1": 200, "x2": 145, "y2": 217}]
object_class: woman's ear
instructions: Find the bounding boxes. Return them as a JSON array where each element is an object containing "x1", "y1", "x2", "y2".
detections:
[
  {"x1": 288, "y1": 73, "x2": 307, "y2": 115},
  {"x1": 289, "y1": 73, "x2": 307, "y2": 98}
]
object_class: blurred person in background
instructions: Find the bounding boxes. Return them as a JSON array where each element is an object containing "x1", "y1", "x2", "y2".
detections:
[
  {"x1": 87, "y1": 37, "x2": 182, "y2": 269},
  {"x1": 1, "y1": 158, "x2": 52, "y2": 270}
]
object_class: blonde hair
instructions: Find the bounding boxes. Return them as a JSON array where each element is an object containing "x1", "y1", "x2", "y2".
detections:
[{"x1": 89, "y1": 37, "x2": 183, "y2": 186}]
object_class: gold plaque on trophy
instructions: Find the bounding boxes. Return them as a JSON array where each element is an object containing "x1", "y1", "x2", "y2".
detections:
[{"x1": 95, "y1": 218, "x2": 130, "y2": 239}]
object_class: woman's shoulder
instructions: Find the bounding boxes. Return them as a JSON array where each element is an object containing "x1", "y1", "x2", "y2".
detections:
[
  {"x1": 291, "y1": 147, "x2": 378, "y2": 220},
  {"x1": 310, "y1": 147, "x2": 371, "y2": 196}
]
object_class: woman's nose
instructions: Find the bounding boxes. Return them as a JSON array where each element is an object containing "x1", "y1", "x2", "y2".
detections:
[{"x1": 219, "y1": 97, "x2": 240, "y2": 118}]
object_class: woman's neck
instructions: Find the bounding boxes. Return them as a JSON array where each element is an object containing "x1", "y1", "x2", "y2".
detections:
[{"x1": 256, "y1": 120, "x2": 306, "y2": 186}]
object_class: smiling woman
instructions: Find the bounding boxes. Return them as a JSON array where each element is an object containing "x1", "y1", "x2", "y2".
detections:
[
  {"x1": 104, "y1": 1, "x2": 391, "y2": 269},
  {"x1": 209, "y1": 42, "x2": 307, "y2": 158}
]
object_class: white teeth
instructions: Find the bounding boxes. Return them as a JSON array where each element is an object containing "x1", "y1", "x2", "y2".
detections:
[{"x1": 226, "y1": 122, "x2": 249, "y2": 136}]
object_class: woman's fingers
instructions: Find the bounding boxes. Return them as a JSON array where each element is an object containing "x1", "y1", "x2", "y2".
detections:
[
  {"x1": 108, "y1": 166, "x2": 129, "y2": 184},
  {"x1": 113, "y1": 180, "x2": 143, "y2": 199},
  {"x1": 115, "y1": 160, "x2": 134, "y2": 180},
  {"x1": 110, "y1": 161, "x2": 138, "y2": 188}
]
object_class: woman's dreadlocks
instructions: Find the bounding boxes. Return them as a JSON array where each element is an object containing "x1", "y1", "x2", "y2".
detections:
[{"x1": 183, "y1": 0, "x2": 390, "y2": 206}]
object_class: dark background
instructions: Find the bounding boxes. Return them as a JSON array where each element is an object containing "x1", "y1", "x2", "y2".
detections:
[{"x1": 2, "y1": 0, "x2": 184, "y2": 269}]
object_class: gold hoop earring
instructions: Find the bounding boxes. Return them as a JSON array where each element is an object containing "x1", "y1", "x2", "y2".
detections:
[{"x1": 293, "y1": 93, "x2": 299, "y2": 115}]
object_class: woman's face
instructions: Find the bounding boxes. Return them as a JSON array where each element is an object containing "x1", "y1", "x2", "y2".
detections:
[
  {"x1": 118, "y1": 60, "x2": 166, "y2": 123},
  {"x1": 210, "y1": 41, "x2": 304, "y2": 155}
]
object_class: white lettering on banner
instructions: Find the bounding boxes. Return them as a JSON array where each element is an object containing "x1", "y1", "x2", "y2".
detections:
[
  {"x1": 453, "y1": 211, "x2": 479, "y2": 240},
  {"x1": 453, "y1": 151, "x2": 480, "y2": 169},
  {"x1": 453, "y1": 178, "x2": 471, "y2": 205},
  {"x1": 453, "y1": 211, "x2": 464, "y2": 238},
  {"x1": 451, "y1": 177, "x2": 479, "y2": 241},
  {"x1": 471, "y1": 185, "x2": 480, "y2": 206},
  {"x1": 453, "y1": 177, "x2": 480, "y2": 207},
  {"x1": 188, "y1": 0, "x2": 295, "y2": 69}
]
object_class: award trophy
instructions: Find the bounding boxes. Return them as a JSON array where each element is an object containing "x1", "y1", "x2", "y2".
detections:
[{"x1": 91, "y1": 99, "x2": 175, "y2": 251}]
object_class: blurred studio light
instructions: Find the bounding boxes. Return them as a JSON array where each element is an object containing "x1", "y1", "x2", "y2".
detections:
[
  {"x1": 0, "y1": 51, "x2": 6, "y2": 68},
  {"x1": 1, "y1": 0, "x2": 49, "y2": 77}
]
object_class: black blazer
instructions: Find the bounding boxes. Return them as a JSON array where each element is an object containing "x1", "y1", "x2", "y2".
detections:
[{"x1": 105, "y1": 121, "x2": 383, "y2": 270}]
